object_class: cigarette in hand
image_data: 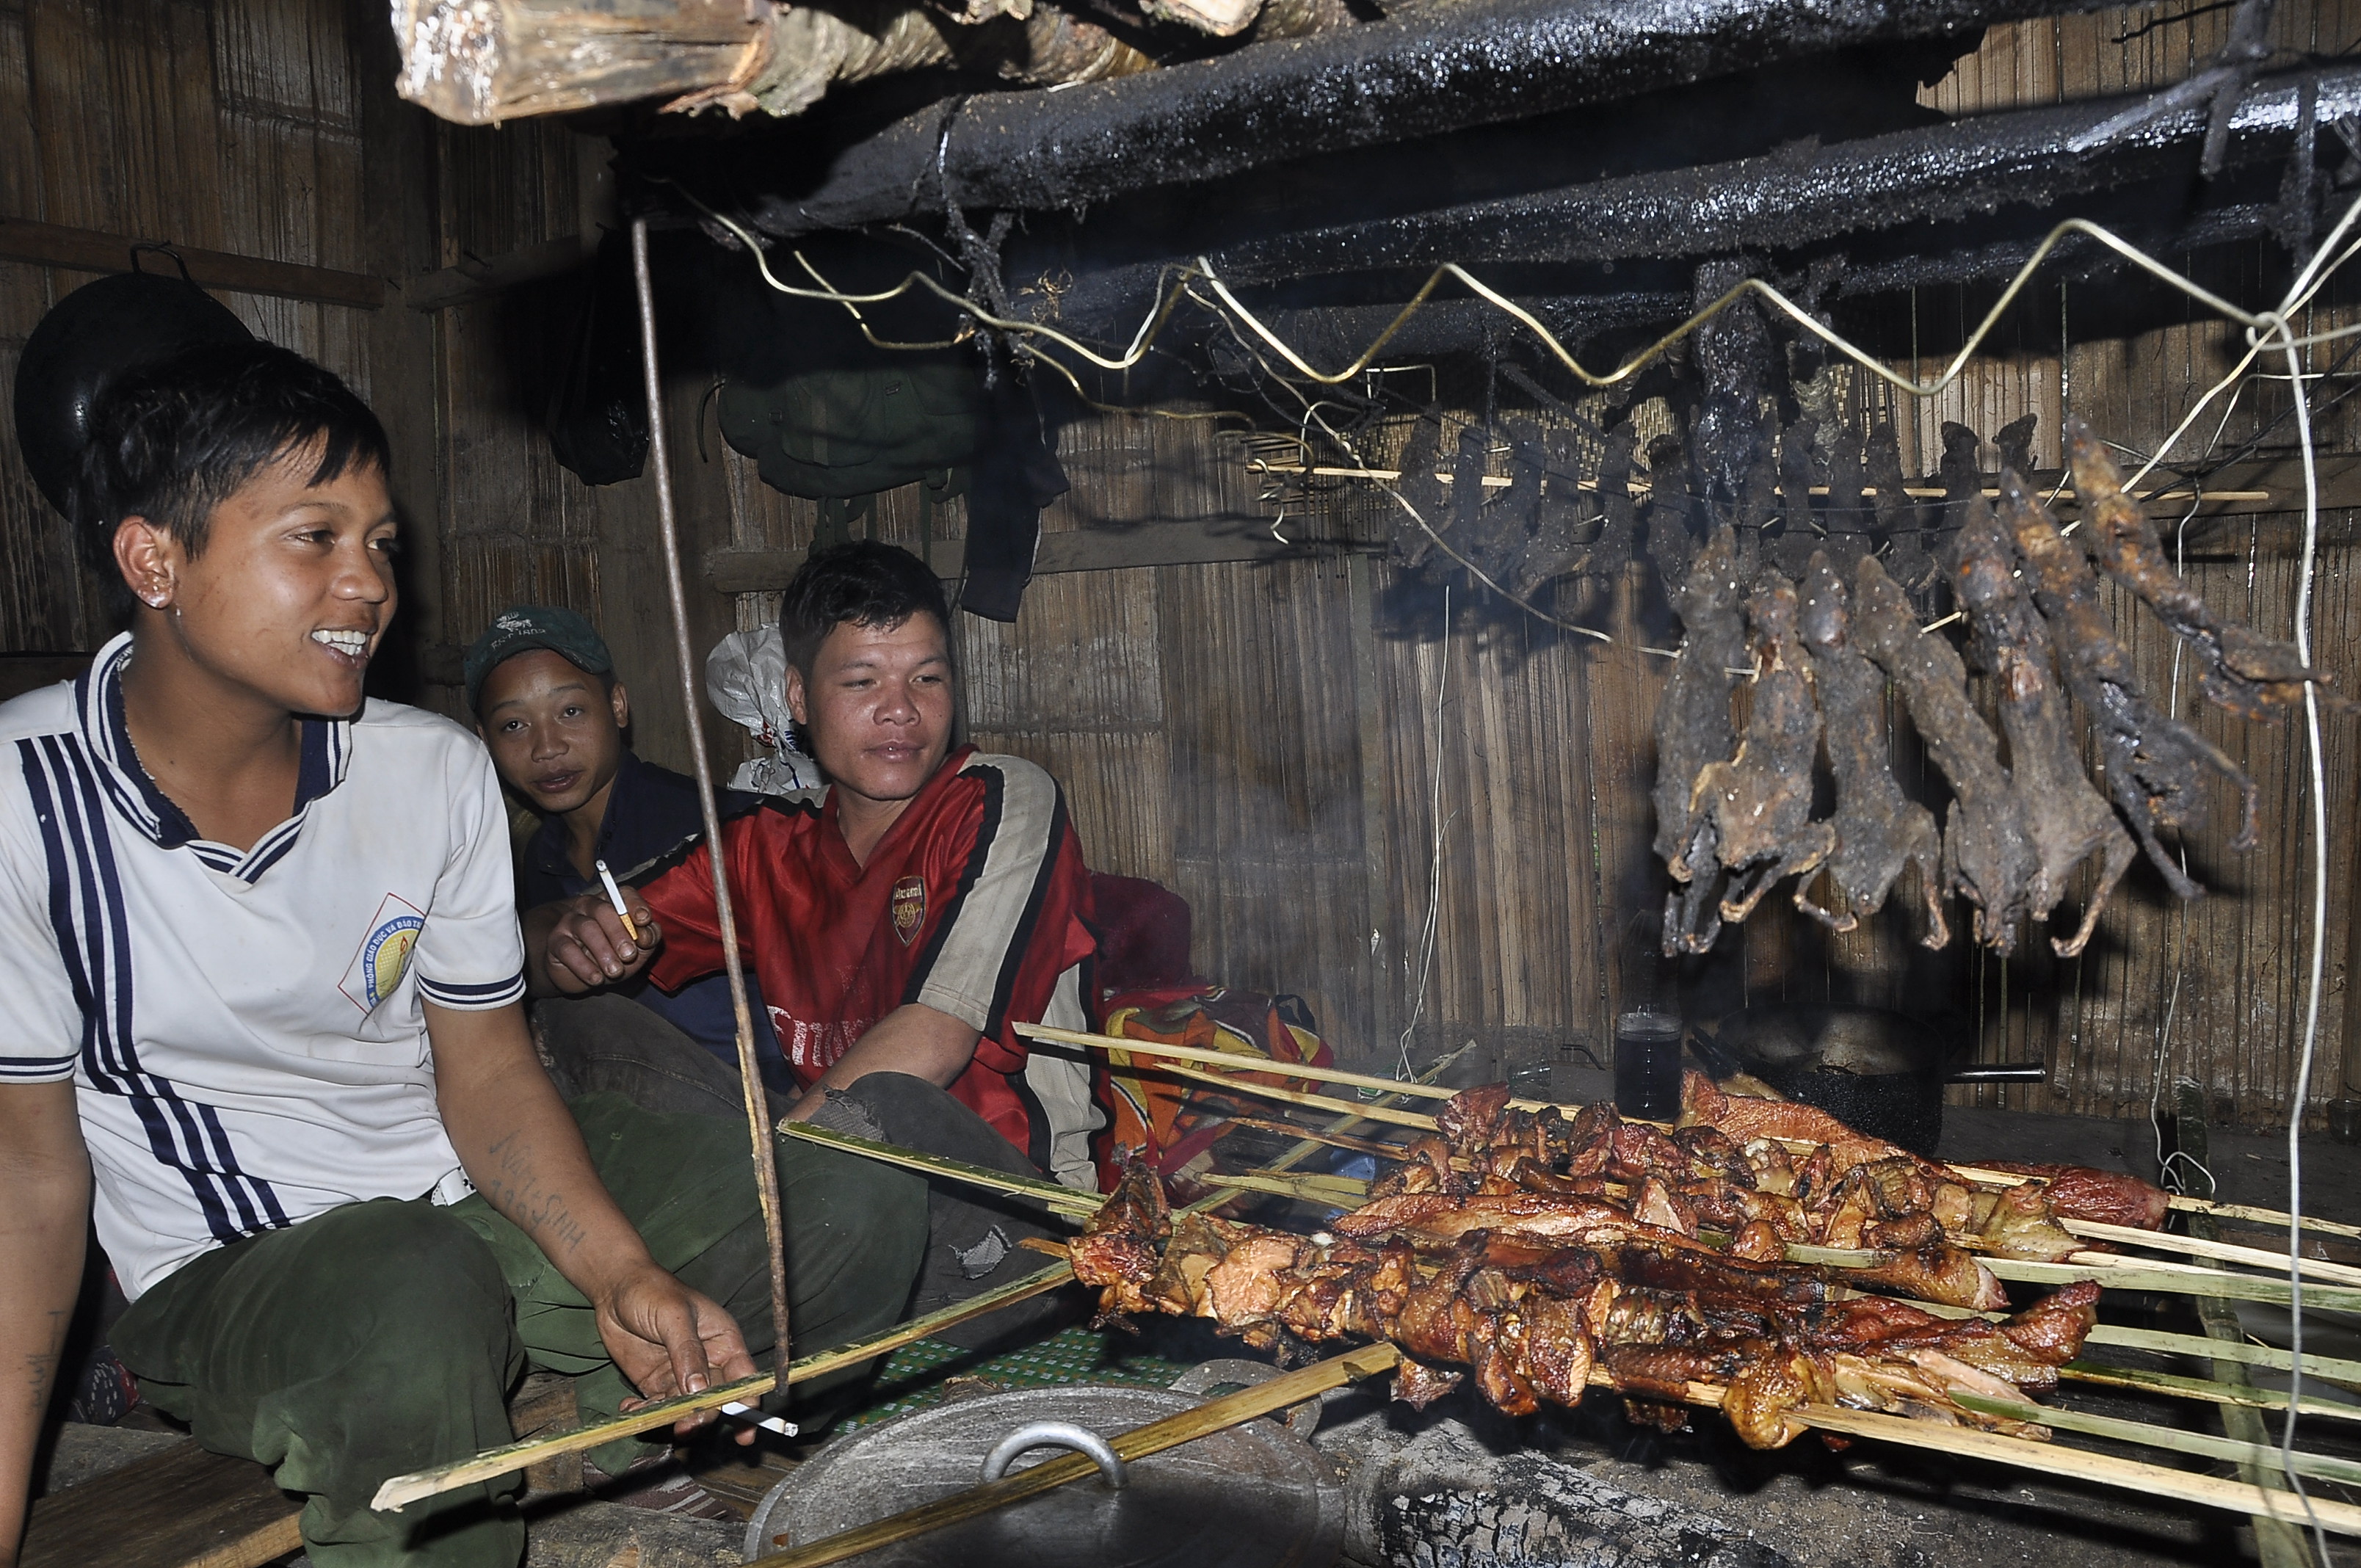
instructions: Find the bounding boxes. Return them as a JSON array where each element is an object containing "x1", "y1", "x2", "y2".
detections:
[
  {"x1": 594, "y1": 860, "x2": 641, "y2": 944},
  {"x1": 721, "y1": 1401, "x2": 797, "y2": 1437}
]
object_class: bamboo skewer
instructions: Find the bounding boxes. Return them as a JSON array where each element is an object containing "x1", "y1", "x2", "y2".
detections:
[
  {"x1": 1948, "y1": 1393, "x2": 2361, "y2": 1488},
  {"x1": 2067, "y1": 1219, "x2": 2361, "y2": 1287},
  {"x1": 1035, "y1": 1027, "x2": 2357, "y2": 1249},
  {"x1": 1144, "y1": 1057, "x2": 1440, "y2": 1130},
  {"x1": 371, "y1": 1260, "x2": 1078, "y2": 1512},
  {"x1": 1226, "y1": 1114, "x2": 1407, "y2": 1159},
  {"x1": 2057, "y1": 1360, "x2": 2361, "y2": 1423},
  {"x1": 780, "y1": 1122, "x2": 1098, "y2": 1220},
  {"x1": 2175, "y1": 1197, "x2": 2361, "y2": 1241},
  {"x1": 1796, "y1": 1404, "x2": 2361, "y2": 1538},
  {"x1": 741, "y1": 1343, "x2": 1407, "y2": 1568}
]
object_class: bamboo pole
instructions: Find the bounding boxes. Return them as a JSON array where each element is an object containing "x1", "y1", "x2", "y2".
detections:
[
  {"x1": 741, "y1": 1343, "x2": 1407, "y2": 1567},
  {"x1": 2065, "y1": 1219, "x2": 2361, "y2": 1287},
  {"x1": 1203, "y1": 1172, "x2": 1372, "y2": 1207},
  {"x1": 371, "y1": 1261, "x2": 1076, "y2": 1511},
  {"x1": 1980, "y1": 1256, "x2": 2361, "y2": 1314},
  {"x1": 2174, "y1": 1083, "x2": 2312, "y2": 1568},
  {"x1": 1793, "y1": 1404, "x2": 2361, "y2": 1538},
  {"x1": 1145, "y1": 1058, "x2": 1440, "y2": 1129},
  {"x1": 2172, "y1": 1197, "x2": 2361, "y2": 1241},
  {"x1": 1895, "y1": 1308, "x2": 2361, "y2": 1389},
  {"x1": 780, "y1": 1122, "x2": 1098, "y2": 1219},
  {"x1": 1948, "y1": 1393, "x2": 2361, "y2": 1488},
  {"x1": 2058, "y1": 1360, "x2": 2361, "y2": 1423},
  {"x1": 630, "y1": 218, "x2": 794, "y2": 1394}
]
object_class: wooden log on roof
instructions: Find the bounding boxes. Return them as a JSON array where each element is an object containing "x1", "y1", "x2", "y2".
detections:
[
  {"x1": 392, "y1": 0, "x2": 1175, "y2": 126},
  {"x1": 391, "y1": 0, "x2": 768, "y2": 125}
]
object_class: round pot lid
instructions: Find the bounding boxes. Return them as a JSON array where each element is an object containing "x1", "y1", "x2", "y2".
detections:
[
  {"x1": 750, "y1": 1383, "x2": 1343, "y2": 1568},
  {"x1": 12, "y1": 261, "x2": 254, "y2": 520}
]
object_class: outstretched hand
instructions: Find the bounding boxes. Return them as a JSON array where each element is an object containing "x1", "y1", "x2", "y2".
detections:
[
  {"x1": 539, "y1": 891, "x2": 661, "y2": 994},
  {"x1": 595, "y1": 1263, "x2": 760, "y2": 1444}
]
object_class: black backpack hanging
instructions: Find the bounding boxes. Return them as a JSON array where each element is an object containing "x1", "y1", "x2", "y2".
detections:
[{"x1": 546, "y1": 230, "x2": 649, "y2": 487}]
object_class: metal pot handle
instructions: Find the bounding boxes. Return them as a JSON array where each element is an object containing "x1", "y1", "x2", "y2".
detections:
[{"x1": 979, "y1": 1420, "x2": 1128, "y2": 1487}]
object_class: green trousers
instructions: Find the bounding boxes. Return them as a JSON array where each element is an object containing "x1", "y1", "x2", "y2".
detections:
[{"x1": 108, "y1": 1093, "x2": 928, "y2": 1568}]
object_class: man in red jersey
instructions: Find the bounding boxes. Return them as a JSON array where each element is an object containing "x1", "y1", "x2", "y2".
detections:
[{"x1": 523, "y1": 542, "x2": 1098, "y2": 1338}]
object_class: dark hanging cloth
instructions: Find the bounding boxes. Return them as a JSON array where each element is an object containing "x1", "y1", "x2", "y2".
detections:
[
  {"x1": 546, "y1": 230, "x2": 649, "y2": 486},
  {"x1": 958, "y1": 376, "x2": 1067, "y2": 623}
]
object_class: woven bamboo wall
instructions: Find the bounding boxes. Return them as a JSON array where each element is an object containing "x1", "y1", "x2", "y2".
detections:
[
  {"x1": 4, "y1": 0, "x2": 2358, "y2": 1125},
  {"x1": 706, "y1": 7, "x2": 2361, "y2": 1132},
  {"x1": 0, "y1": 0, "x2": 390, "y2": 656}
]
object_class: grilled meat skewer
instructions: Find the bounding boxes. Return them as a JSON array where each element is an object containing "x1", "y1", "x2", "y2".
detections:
[{"x1": 1070, "y1": 1149, "x2": 2097, "y2": 1450}]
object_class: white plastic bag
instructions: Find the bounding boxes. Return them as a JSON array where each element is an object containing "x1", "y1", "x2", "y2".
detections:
[{"x1": 705, "y1": 625, "x2": 820, "y2": 794}]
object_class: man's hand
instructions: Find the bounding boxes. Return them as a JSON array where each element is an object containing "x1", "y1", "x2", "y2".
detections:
[
  {"x1": 595, "y1": 1262, "x2": 760, "y2": 1443},
  {"x1": 525, "y1": 893, "x2": 661, "y2": 997},
  {"x1": 426, "y1": 1002, "x2": 758, "y2": 1446}
]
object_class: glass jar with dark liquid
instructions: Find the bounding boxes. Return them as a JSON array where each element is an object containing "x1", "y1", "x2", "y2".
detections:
[{"x1": 1614, "y1": 1011, "x2": 1685, "y2": 1121}]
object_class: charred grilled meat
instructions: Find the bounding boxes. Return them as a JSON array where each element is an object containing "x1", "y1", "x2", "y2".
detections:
[
  {"x1": 1686, "y1": 573, "x2": 1836, "y2": 929},
  {"x1": 1997, "y1": 472, "x2": 2257, "y2": 894},
  {"x1": 2066, "y1": 419, "x2": 2346, "y2": 722},
  {"x1": 1795, "y1": 551, "x2": 1947, "y2": 948},
  {"x1": 1071, "y1": 1141, "x2": 2096, "y2": 1450},
  {"x1": 1951, "y1": 501, "x2": 2133, "y2": 959},
  {"x1": 1852, "y1": 554, "x2": 2039, "y2": 953},
  {"x1": 1656, "y1": 527, "x2": 1749, "y2": 953}
]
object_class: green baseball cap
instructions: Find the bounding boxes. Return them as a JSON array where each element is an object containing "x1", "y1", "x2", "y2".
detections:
[{"x1": 465, "y1": 605, "x2": 614, "y2": 713}]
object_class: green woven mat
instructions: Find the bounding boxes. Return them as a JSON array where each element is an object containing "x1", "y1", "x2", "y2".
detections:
[{"x1": 843, "y1": 1325, "x2": 1201, "y2": 1429}]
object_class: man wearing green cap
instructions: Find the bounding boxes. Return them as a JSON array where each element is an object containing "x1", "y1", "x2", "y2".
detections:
[{"x1": 467, "y1": 607, "x2": 788, "y2": 1104}]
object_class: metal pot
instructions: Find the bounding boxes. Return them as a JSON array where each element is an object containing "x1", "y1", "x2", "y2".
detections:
[
  {"x1": 1688, "y1": 1003, "x2": 2044, "y2": 1156},
  {"x1": 746, "y1": 1381, "x2": 1343, "y2": 1567}
]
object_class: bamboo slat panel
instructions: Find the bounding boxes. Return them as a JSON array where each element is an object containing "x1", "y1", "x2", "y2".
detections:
[{"x1": 0, "y1": 0, "x2": 392, "y2": 657}]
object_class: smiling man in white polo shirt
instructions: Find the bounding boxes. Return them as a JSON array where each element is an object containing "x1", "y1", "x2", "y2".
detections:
[{"x1": 0, "y1": 343, "x2": 926, "y2": 1568}]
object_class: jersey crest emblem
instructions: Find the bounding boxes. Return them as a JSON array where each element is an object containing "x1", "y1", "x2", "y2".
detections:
[
  {"x1": 891, "y1": 875, "x2": 926, "y2": 945},
  {"x1": 339, "y1": 893, "x2": 427, "y2": 1012}
]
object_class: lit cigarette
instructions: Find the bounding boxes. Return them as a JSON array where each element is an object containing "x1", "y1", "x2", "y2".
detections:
[
  {"x1": 721, "y1": 1401, "x2": 797, "y2": 1437},
  {"x1": 593, "y1": 860, "x2": 640, "y2": 943}
]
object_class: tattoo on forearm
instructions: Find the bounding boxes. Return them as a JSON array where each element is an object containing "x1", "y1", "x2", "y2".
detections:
[
  {"x1": 480, "y1": 1132, "x2": 590, "y2": 1255},
  {"x1": 23, "y1": 1309, "x2": 63, "y2": 1419}
]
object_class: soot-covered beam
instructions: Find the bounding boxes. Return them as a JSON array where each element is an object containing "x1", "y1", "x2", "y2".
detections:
[
  {"x1": 1036, "y1": 63, "x2": 2361, "y2": 342},
  {"x1": 1203, "y1": 65, "x2": 2361, "y2": 283},
  {"x1": 737, "y1": 0, "x2": 2119, "y2": 234}
]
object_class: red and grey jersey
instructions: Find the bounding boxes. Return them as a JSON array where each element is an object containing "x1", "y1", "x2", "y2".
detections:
[{"x1": 637, "y1": 746, "x2": 1101, "y2": 1188}]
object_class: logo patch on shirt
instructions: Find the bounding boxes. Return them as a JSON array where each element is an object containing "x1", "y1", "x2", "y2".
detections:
[
  {"x1": 339, "y1": 893, "x2": 427, "y2": 1012},
  {"x1": 891, "y1": 875, "x2": 926, "y2": 945}
]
